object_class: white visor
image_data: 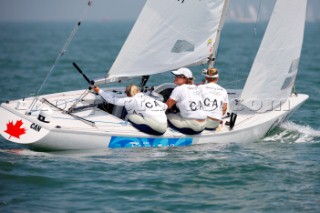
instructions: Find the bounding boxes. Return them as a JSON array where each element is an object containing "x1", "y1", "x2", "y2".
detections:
[{"x1": 202, "y1": 74, "x2": 219, "y2": 78}]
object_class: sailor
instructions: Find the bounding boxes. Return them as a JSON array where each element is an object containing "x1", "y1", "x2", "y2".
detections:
[
  {"x1": 165, "y1": 68, "x2": 207, "y2": 135},
  {"x1": 198, "y1": 68, "x2": 228, "y2": 130},
  {"x1": 93, "y1": 84, "x2": 168, "y2": 135}
]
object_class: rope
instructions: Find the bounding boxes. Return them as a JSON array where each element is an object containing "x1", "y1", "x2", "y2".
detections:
[
  {"x1": 292, "y1": 84, "x2": 298, "y2": 96},
  {"x1": 26, "y1": 0, "x2": 94, "y2": 115}
]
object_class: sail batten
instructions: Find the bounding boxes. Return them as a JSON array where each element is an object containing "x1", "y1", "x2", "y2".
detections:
[
  {"x1": 106, "y1": 0, "x2": 227, "y2": 81},
  {"x1": 240, "y1": 0, "x2": 307, "y2": 112}
]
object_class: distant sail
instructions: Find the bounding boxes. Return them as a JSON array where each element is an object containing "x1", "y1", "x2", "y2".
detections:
[
  {"x1": 241, "y1": 0, "x2": 307, "y2": 111},
  {"x1": 106, "y1": 0, "x2": 228, "y2": 81}
]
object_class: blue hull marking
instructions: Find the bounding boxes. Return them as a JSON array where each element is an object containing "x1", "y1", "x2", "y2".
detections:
[{"x1": 109, "y1": 136, "x2": 192, "y2": 148}]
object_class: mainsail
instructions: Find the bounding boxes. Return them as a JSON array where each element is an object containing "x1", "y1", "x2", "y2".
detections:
[
  {"x1": 240, "y1": 0, "x2": 307, "y2": 111},
  {"x1": 105, "y1": 0, "x2": 228, "y2": 82}
]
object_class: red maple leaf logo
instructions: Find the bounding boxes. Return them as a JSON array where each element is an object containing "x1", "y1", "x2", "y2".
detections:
[{"x1": 4, "y1": 120, "x2": 27, "y2": 139}]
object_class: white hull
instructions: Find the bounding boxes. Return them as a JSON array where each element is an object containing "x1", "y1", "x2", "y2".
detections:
[{"x1": 0, "y1": 86, "x2": 308, "y2": 151}]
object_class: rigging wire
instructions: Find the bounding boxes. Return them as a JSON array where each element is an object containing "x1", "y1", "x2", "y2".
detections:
[
  {"x1": 26, "y1": 0, "x2": 94, "y2": 115},
  {"x1": 233, "y1": 0, "x2": 262, "y2": 114},
  {"x1": 253, "y1": 0, "x2": 262, "y2": 36}
]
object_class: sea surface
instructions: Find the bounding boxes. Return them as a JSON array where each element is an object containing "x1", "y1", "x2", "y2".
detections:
[{"x1": 0, "y1": 21, "x2": 319, "y2": 212}]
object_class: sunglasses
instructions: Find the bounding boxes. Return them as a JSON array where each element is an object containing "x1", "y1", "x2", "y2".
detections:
[{"x1": 175, "y1": 75, "x2": 186, "y2": 78}]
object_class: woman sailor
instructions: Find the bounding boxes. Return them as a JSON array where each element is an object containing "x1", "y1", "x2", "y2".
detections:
[
  {"x1": 165, "y1": 68, "x2": 207, "y2": 135},
  {"x1": 93, "y1": 84, "x2": 168, "y2": 135},
  {"x1": 198, "y1": 68, "x2": 228, "y2": 130}
]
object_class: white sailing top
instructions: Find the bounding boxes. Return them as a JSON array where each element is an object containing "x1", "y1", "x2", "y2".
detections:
[
  {"x1": 99, "y1": 90, "x2": 168, "y2": 123},
  {"x1": 198, "y1": 83, "x2": 228, "y2": 120},
  {"x1": 169, "y1": 84, "x2": 207, "y2": 120}
]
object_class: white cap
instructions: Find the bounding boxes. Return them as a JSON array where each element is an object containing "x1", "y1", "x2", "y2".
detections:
[{"x1": 171, "y1": 68, "x2": 193, "y2": 79}]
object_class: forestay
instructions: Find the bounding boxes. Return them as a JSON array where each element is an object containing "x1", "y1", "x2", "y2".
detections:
[
  {"x1": 105, "y1": 0, "x2": 228, "y2": 82},
  {"x1": 241, "y1": 0, "x2": 307, "y2": 111}
]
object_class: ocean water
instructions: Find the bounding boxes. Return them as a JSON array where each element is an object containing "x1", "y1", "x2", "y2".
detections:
[{"x1": 0, "y1": 21, "x2": 319, "y2": 212}]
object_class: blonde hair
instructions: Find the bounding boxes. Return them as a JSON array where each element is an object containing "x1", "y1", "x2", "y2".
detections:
[
  {"x1": 206, "y1": 68, "x2": 219, "y2": 82},
  {"x1": 186, "y1": 77, "x2": 194, "y2": 85},
  {"x1": 207, "y1": 68, "x2": 218, "y2": 76},
  {"x1": 125, "y1": 84, "x2": 140, "y2": 97}
]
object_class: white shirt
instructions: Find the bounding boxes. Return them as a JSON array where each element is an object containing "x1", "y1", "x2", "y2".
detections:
[
  {"x1": 169, "y1": 84, "x2": 207, "y2": 119},
  {"x1": 198, "y1": 83, "x2": 228, "y2": 120},
  {"x1": 99, "y1": 90, "x2": 168, "y2": 123}
]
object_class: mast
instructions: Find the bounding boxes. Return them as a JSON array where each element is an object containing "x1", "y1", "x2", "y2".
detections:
[{"x1": 208, "y1": 0, "x2": 230, "y2": 69}]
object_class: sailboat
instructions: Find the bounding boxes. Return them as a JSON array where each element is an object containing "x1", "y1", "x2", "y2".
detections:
[{"x1": 0, "y1": 0, "x2": 309, "y2": 151}]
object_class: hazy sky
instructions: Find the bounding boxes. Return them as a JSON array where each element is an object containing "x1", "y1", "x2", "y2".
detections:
[
  {"x1": 0, "y1": 0, "x2": 146, "y2": 22},
  {"x1": 0, "y1": 0, "x2": 319, "y2": 22}
]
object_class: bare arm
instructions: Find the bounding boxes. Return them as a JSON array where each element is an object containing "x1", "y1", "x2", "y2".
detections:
[
  {"x1": 166, "y1": 98, "x2": 176, "y2": 109},
  {"x1": 222, "y1": 103, "x2": 227, "y2": 115}
]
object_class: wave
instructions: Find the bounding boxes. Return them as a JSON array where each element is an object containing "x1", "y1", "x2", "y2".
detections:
[
  {"x1": 262, "y1": 121, "x2": 320, "y2": 144},
  {"x1": 0, "y1": 148, "x2": 51, "y2": 157}
]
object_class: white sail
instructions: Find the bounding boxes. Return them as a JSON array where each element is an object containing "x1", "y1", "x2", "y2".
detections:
[
  {"x1": 105, "y1": 0, "x2": 228, "y2": 82},
  {"x1": 240, "y1": 0, "x2": 307, "y2": 112}
]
